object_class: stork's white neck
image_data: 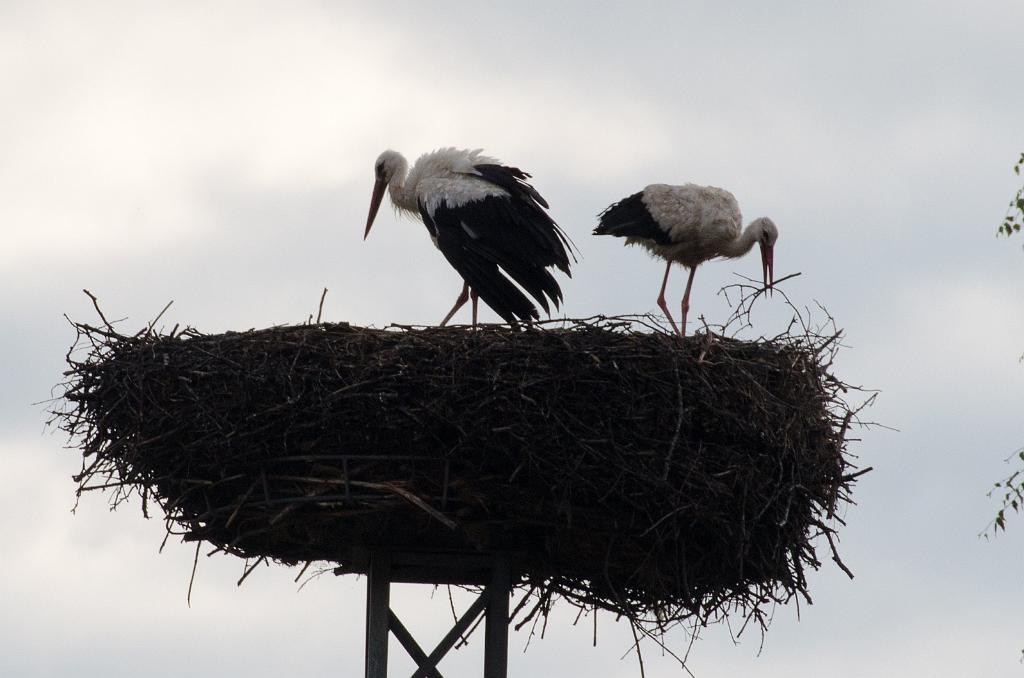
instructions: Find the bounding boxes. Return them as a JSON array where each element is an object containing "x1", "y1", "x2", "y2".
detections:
[
  {"x1": 387, "y1": 172, "x2": 416, "y2": 213},
  {"x1": 717, "y1": 221, "x2": 760, "y2": 258},
  {"x1": 385, "y1": 159, "x2": 418, "y2": 214}
]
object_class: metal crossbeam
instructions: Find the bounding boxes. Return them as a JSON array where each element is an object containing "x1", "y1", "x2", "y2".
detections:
[
  {"x1": 363, "y1": 551, "x2": 511, "y2": 678},
  {"x1": 388, "y1": 611, "x2": 442, "y2": 678},
  {"x1": 408, "y1": 593, "x2": 488, "y2": 678}
]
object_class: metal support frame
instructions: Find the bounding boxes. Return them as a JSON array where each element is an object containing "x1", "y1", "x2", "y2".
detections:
[{"x1": 364, "y1": 550, "x2": 512, "y2": 678}]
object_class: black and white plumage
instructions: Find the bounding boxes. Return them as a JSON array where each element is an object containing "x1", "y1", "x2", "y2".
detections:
[
  {"x1": 364, "y1": 148, "x2": 574, "y2": 326},
  {"x1": 594, "y1": 183, "x2": 778, "y2": 337}
]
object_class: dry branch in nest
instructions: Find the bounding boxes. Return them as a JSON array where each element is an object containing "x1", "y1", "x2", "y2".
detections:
[{"x1": 54, "y1": 295, "x2": 870, "y2": 643}]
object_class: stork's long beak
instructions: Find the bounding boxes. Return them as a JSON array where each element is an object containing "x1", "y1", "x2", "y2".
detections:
[
  {"x1": 761, "y1": 244, "x2": 775, "y2": 295},
  {"x1": 364, "y1": 178, "x2": 387, "y2": 240}
]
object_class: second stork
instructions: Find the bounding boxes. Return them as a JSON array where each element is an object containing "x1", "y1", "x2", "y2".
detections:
[
  {"x1": 594, "y1": 183, "x2": 778, "y2": 337},
  {"x1": 364, "y1": 147, "x2": 574, "y2": 326}
]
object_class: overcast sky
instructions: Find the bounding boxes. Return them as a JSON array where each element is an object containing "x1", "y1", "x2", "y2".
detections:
[{"x1": 4, "y1": 1, "x2": 1024, "y2": 676}]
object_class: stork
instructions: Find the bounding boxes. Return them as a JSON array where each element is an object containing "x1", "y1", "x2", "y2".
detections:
[
  {"x1": 364, "y1": 147, "x2": 574, "y2": 326},
  {"x1": 594, "y1": 184, "x2": 778, "y2": 337}
]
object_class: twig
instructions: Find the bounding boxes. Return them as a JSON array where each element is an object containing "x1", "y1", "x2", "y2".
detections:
[
  {"x1": 316, "y1": 288, "x2": 328, "y2": 324},
  {"x1": 147, "y1": 300, "x2": 174, "y2": 334},
  {"x1": 293, "y1": 560, "x2": 313, "y2": 583},
  {"x1": 82, "y1": 289, "x2": 113, "y2": 332},
  {"x1": 628, "y1": 620, "x2": 646, "y2": 678},
  {"x1": 237, "y1": 556, "x2": 267, "y2": 586},
  {"x1": 187, "y1": 541, "x2": 200, "y2": 607}
]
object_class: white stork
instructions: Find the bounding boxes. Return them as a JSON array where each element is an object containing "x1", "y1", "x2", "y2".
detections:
[
  {"x1": 364, "y1": 148, "x2": 574, "y2": 326},
  {"x1": 594, "y1": 184, "x2": 778, "y2": 337}
]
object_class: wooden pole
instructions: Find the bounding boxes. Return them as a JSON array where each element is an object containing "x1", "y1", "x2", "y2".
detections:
[
  {"x1": 365, "y1": 552, "x2": 392, "y2": 678},
  {"x1": 484, "y1": 554, "x2": 511, "y2": 678}
]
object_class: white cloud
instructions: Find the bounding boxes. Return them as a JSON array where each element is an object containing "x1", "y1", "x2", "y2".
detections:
[{"x1": 0, "y1": 2, "x2": 677, "y2": 274}]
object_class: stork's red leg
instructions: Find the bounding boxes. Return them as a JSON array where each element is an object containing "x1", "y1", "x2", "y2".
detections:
[
  {"x1": 680, "y1": 265, "x2": 697, "y2": 338},
  {"x1": 656, "y1": 260, "x2": 681, "y2": 337},
  {"x1": 470, "y1": 290, "x2": 479, "y2": 328},
  {"x1": 439, "y1": 282, "x2": 470, "y2": 326}
]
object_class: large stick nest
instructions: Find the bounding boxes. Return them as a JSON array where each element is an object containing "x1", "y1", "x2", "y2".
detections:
[{"x1": 56, "y1": 308, "x2": 868, "y2": 636}]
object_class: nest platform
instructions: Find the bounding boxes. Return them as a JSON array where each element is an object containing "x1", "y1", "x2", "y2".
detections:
[{"x1": 57, "y1": 316, "x2": 865, "y2": 632}]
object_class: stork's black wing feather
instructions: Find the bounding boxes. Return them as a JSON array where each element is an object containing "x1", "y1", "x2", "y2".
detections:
[
  {"x1": 473, "y1": 163, "x2": 549, "y2": 208},
  {"x1": 472, "y1": 164, "x2": 576, "y2": 272},
  {"x1": 415, "y1": 164, "x2": 575, "y2": 324},
  {"x1": 420, "y1": 192, "x2": 578, "y2": 323},
  {"x1": 435, "y1": 195, "x2": 570, "y2": 308},
  {"x1": 419, "y1": 202, "x2": 540, "y2": 325},
  {"x1": 594, "y1": 191, "x2": 672, "y2": 245}
]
